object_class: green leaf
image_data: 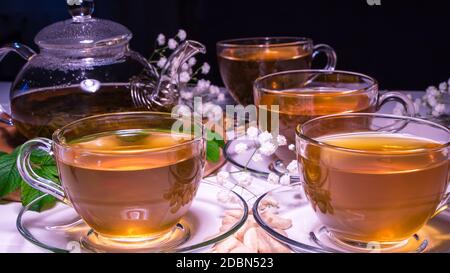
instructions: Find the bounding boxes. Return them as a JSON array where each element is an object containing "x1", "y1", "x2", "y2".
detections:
[
  {"x1": 30, "y1": 149, "x2": 56, "y2": 167},
  {"x1": 205, "y1": 129, "x2": 224, "y2": 163},
  {"x1": 0, "y1": 145, "x2": 59, "y2": 212},
  {"x1": 207, "y1": 130, "x2": 225, "y2": 148},
  {"x1": 0, "y1": 151, "x2": 6, "y2": 157},
  {"x1": 206, "y1": 140, "x2": 220, "y2": 162},
  {"x1": 20, "y1": 180, "x2": 56, "y2": 212},
  {"x1": 21, "y1": 148, "x2": 60, "y2": 211},
  {"x1": 0, "y1": 148, "x2": 22, "y2": 197}
]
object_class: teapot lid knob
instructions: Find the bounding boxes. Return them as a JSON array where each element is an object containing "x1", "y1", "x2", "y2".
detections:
[{"x1": 67, "y1": 0, "x2": 95, "y2": 22}]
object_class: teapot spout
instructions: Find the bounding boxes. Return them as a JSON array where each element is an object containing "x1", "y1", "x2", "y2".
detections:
[{"x1": 150, "y1": 40, "x2": 206, "y2": 111}]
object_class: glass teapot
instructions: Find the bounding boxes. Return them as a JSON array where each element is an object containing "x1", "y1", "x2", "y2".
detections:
[{"x1": 0, "y1": 0, "x2": 205, "y2": 139}]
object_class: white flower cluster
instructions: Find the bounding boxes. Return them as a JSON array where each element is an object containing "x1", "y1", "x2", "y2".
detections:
[
  {"x1": 267, "y1": 160, "x2": 298, "y2": 186},
  {"x1": 67, "y1": 0, "x2": 82, "y2": 6},
  {"x1": 214, "y1": 128, "x2": 300, "y2": 204},
  {"x1": 153, "y1": 30, "x2": 225, "y2": 122},
  {"x1": 393, "y1": 78, "x2": 450, "y2": 118},
  {"x1": 233, "y1": 127, "x2": 288, "y2": 159},
  {"x1": 215, "y1": 170, "x2": 253, "y2": 193},
  {"x1": 423, "y1": 80, "x2": 450, "y2": 117},
  {"x1": 193, "y1": 101, "x2": 223, "y2": 122}
]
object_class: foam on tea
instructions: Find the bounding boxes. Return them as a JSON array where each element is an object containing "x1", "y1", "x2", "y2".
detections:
[
  {"x1": 218, "y1": 47, "x2": 312, "y2": 105},
  {"x1": 56, "y1": 129, "x2": 204, "y2": 239},
  {"x1": 258, "y1": 87, "x2": 375, "y2": 161},
  {"x1": 300, "y1": 132, "x2": 448, "y2": 243}
]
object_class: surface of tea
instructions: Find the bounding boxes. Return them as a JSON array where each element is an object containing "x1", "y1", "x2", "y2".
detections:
[
  {"x1": 11, "y1": 83, "x2": 139, "y2": 139},
  {"x1": 258, "y1": 87, "x2": 375, "y2": 161},
  {"x1": 218, "y1": 47, "x2": 312, "y2": 105},
  {"x1": 57, "y1": 129, "x2": 204, "y2": 239},
  {"x1": 300, "y1": 132, "x2": 448, "y2": 243}
]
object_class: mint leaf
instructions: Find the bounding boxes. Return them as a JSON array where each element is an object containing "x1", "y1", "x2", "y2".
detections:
[
  {"x1": 206, "y1": 140, "x2": 220, "y2": 162},
  {"x1": 0, "y1": 148, "x2": 22, "y2": 197},
  {"x1": 20, "y1": 180, "x2": 56, "y2": 212},
  {"x1": 30, "y1": 149, "x2": 59, "y2": 181},
  {"x1": 207, "y1": 130, "x2": 225, "y2": 148},
  {"x1": 21, "y1": 149, "x2": 60, "y2": 211},
  {"x1": 0, "y1": 146, "x2": 60, "y2": 212},
  {"x1": 205, "y1": 130, "x2": 224, "y2": 163}
]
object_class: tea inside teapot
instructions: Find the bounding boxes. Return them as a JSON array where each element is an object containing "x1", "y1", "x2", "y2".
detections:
[{"x1": 11, "y1": 82, "x2": 140, "y2": 139}]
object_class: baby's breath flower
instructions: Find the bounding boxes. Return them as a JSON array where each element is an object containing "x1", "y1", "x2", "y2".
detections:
[
  {"x1": 252, "y1": 153, "x2": 263, "y2": 162},
  {"x1": 175, "y1": 105, "x2": 191, "y2": 117},
  {"x1": 179, "y1": 71, "x2": 191, "y2": 83},
  {"x1": 168, "y1": 38, "x2": 178, "y2": 49},
  {"x1": 428, "y1": 95, "x2": 438, "y2": 107},
  {"x1": 426, "y1": 86, "x2": 439, "y2": 97},
  {"x1": 181, "y1": 63, "x2": 189, "y2": 71},
  {"x1": 288, "y1": 144, "x2": 296, "y2": 151},
  {"x1": 234, "y1": 142, "x2": 249, "y2": 154},
  {"x1": 236, "y1": 172, "x2": 253, "y2": 187},
  {"x1": 259, "y1": 142, "x2": 276, "y2": 156},
  {"x1": 196, "y1": 79, "x2": 211, "y2": 91},
  {"x1": 177, "y1": 29, "x2": 187, "y2": 41},
  {"x1": 246, "y1": 127, "x2": 259, "y2": 140},
  {"x1": 157, "y1": 57, "x2": 167, "y2": 68},
  {"x1": 439, "y1": 82, "x2": 448, "y2": 92},
  {"x1": 217, "y1": 93, "x2": 225, "y2": 102},
  {"x1": 201, "y1": 62, "x2": 211, "y2": 74},
  {"x1": 156, "y1": 33, "x2": 166, "y2": 46},
  {"x1": 280, "y1": 174, "x2": 291, "y2": 186},
  {"x1": 258, "y1": 131, "x2": 273, "y2": 144},
  {"x1": 267, "y1": 172, "x2": 280, "y2": 184},
  {"x1": 435, "y1": 103, "x2": 446, "y2": 114},
  {"x1": 209, "y1": 85, "x2": 220, "y2": 95},
  {"x1": 188, "y1": 57, "x2": 197, "y2": 66},
  {"x1": 67, "y1": 0, "x2": 82, "y2": 6},
  {"x1": 286, "y1": 160, "x2": 298, "y2": 174},
  {"x1": 277, "y1": 135, "x2": 287, "y2": 146},
  {"x1": 180, "y1": 90, "x2": 193, "y2": 100},
  {"x1": 216, "y1": 171, "x2": 230, "y2": 185}
]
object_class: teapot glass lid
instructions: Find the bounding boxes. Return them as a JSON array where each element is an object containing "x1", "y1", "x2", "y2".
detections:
[{"x1": 34, "y1": 0, "x2": 132, "y2": 49}]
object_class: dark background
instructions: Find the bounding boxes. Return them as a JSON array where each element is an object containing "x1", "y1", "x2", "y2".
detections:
[{"x1": 0, "y1": 0, "x2": 449, "y2": 90}]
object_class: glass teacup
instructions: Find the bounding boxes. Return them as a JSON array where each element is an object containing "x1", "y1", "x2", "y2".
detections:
[
  {"x1": 296, "y1": 113, "x2": 449, "y2": 250},
  {"x1": 254, "y1": 70, "x2": 416, "y2": 168},
  {"x1": 17, "y1": 112, "x2": 205, "y2": 251},
  {"x1": 217, "y1": 37, "x2": 337, "y2": 105}
]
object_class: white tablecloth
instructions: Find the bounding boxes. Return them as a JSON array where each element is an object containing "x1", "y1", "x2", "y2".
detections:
[{"x1": 0, "y1": 82, "x2": 425, "y2": 253}]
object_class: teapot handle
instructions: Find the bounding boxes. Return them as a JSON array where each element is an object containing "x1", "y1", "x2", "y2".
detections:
[{"x1": 0, "y1": 43, "x2": 36, "y2": 125}]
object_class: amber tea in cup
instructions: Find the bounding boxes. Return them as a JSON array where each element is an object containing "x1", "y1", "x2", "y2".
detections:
[
  {"x1": 254, "y1": 70, "x2": 415, "y2": 164},
  {"x1": 217, "y1": 37, "x2": 336, "y2": 105},
  {"x1": 18, "y1": 112, "x2": 205, "y2": 251},
  {"x1": 296, "y1": 114, "x2": 449, "y2": 249}
]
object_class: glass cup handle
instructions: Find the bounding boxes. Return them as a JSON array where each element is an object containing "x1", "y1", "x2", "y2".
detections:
[
  {"x1": 312, "y1": 44, "x2": 337, "y2": 70},
  {"x1": 0, "y1": 43, "x2": 36, "y2": 125},
  {"x1": 17, "y1": 138, "x2": 67, "y2": 203},
  {"x1": 377, "y1": 91, "x2": 416, "y2": 117},
  {"x1": 432, "y1": 188, "x2": 450, "y2": 218}
]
